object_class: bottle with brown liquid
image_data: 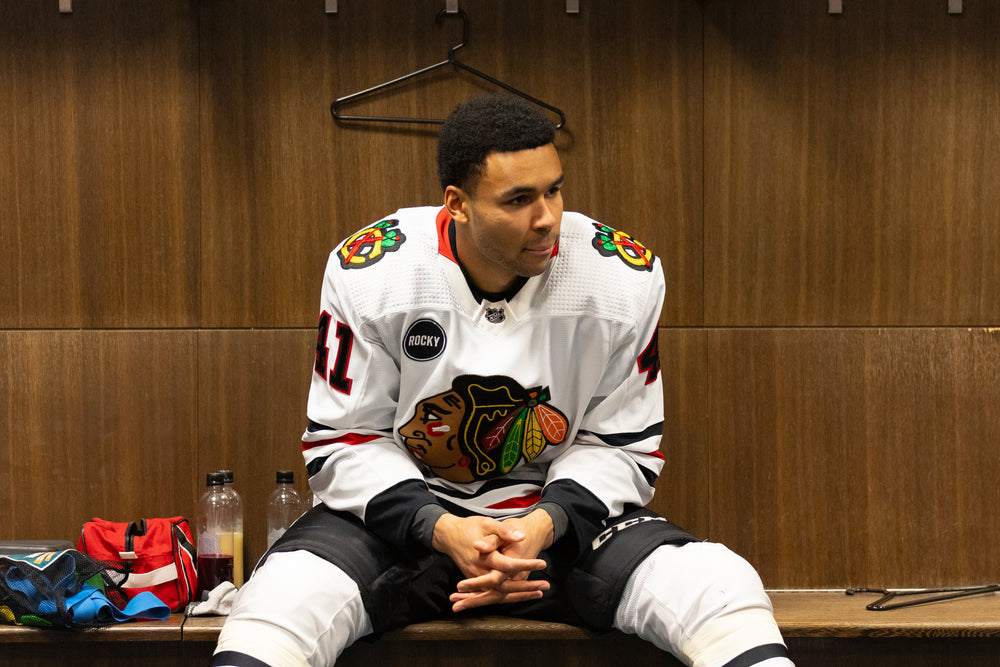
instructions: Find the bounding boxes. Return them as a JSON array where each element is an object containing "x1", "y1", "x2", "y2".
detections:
[{"x1": 195, "y1": 471, "x2": 234, "y2": 598}]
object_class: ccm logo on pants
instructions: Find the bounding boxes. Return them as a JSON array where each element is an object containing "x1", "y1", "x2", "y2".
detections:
[{"x1": 591, "y1": 516, "x2": 669, "y2": 551}]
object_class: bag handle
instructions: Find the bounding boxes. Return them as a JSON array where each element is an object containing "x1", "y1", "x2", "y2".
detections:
[
  {"x1": 123, "y1": 519, "x2": 148, "y2": 552},
  {"x1": 117, "y1": 519, "x2": 150, "y2": 560}
]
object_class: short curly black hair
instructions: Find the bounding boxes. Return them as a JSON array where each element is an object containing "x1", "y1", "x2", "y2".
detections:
[{"x1": 437, "y1": 94, "x2": 556, "y2": 192}]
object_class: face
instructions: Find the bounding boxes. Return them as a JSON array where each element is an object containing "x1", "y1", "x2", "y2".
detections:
[
  {"x1": 446, "y1": 144, "x2": 565, "y2": 294},
  {"x1": 398, "y1": 390, "x2": 475, "y2": 483}
]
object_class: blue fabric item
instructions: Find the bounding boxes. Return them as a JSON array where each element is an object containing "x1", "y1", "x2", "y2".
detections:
[
  {"x1": 3, "y1": 551, "x2": 78, "y2": 615},
  {"x1": 2, "y1": 550, "x2": 170, "y2": 626},
  {"x1": 66, "y1": 585, "x2": 170, "y2": 623}
]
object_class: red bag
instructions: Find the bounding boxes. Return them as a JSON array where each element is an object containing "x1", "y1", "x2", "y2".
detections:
[{"x1": 77, "y1": 516, "x2": 198, "y2": 612}]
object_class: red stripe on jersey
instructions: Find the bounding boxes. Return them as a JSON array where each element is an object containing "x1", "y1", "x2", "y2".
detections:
[
  {"x1": 436, "y1": 206, "x2": 458, "y2": 264},
  {"x1": 302, "y1": 433, "x2": 381, "y2": 451},
  {"x1": 486, "y1": 490, "x2": 542, "y2": 510},
  {"x1": 644, "y1": 449, "x2": 665, "y2": 461}
]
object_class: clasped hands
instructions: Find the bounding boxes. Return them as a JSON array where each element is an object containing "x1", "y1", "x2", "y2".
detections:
[{"x1": 431, "y1": 509, "x2": 554, "y2": 612}]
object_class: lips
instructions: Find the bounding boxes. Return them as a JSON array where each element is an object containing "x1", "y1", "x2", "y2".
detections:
[{"x1": 524, "y1": 241, "x2": 557, "y2": 255}]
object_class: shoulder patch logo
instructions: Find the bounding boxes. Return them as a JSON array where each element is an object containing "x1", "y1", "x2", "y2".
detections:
[
  {"x1": 336, "y1": 219, "x2": 406, "y2": 270},
  {"x1": 403, "y1": 319, "x2": 447, "y2": 361},
  {"x1": 591, "y1": 223, "x2": 655, "y2": 271}
]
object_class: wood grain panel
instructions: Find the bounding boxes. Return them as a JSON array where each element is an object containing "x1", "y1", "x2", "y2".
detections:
[
  {"x1": 0, "y1": 0, "x2": 200, "y2": 328},
  {"x1": 770, "y1": 591, "x2": 1000, "y2": 639},
  {"x1": 199, "y1": 0, "x2": 703, "y2": 327},
  {"x1": 0, "y1": 331, "x2": 199, "y2": 543},
  {"x1": 651, "y1": 327, "x2": 710, "y2": 538},
  {"x1": 196, "y1": 329, "x2": 316, "y2": 578},
  {"x1": 706, "y1": 328, "x2": 1000, "y2": 589},
  {"x1": 704, "y1": 0, "x2": 1000, "y2": 325}
]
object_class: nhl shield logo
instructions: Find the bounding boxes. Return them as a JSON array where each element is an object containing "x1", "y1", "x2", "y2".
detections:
[{"x1": 485, "y1": 307, "x2": 505, "y2": 324}]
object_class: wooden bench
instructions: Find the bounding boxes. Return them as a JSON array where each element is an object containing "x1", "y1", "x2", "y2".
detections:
[{"x1": 2, "y1": 591, "x2": 998, "y2": 666}]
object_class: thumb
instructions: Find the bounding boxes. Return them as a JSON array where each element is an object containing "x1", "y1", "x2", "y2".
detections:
[
  {"x1": 473, "y1": 533, "x2": 502, "y2": 553},
  {"x1": 497, "y1": 523, "x2": 526, "y2": 543}
]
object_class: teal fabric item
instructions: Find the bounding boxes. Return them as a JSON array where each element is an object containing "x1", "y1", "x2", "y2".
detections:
[{"x1": 65, "y1": 585, "x2": 170, "y2": 623}]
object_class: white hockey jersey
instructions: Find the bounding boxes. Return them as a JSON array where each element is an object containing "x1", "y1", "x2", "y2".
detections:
[{"x1": 303, "y1": 206, "x2": 666, "y2": 557}]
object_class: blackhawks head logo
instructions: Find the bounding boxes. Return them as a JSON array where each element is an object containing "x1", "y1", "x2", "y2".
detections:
[
  {"x1": 592, "y1": 223, "x2": 655, "y2": 271},
  {"x1": 336, "y1": 219, "x2": 406, "y2": 269},
  {"x1": 399, "y1": 375, "x2": 569, "y2": 483}
]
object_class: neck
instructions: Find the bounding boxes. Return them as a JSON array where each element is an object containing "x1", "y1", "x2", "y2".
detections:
[{"x1": 449, "y1": 218, "x2": 525, "y2": 302}]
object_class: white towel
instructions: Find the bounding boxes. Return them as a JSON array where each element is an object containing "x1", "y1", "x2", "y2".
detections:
[{"x1": 186, "y1": 581, "x2": 238, "y2": 616}]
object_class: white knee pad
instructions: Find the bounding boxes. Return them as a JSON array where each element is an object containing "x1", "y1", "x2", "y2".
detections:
[
  {"x1": 613, "y1": 542, "x2": 787, "y2": 667},
  {"x1": 215, "y1": 550, "x2": 373, "y2": 667}
]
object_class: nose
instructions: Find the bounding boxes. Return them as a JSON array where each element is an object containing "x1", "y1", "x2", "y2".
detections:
[{"x1": 531, "y1": 196, "x2": 560, "y2": 231}]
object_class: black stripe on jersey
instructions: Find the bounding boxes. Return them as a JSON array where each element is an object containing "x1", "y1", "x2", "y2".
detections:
[
  {"x1": 430, "y1": 495, "x2": 480, "y2": 517},
  {"x1": 636, "y1": 462, "x2": 659, "y2": 488},
  {"x1": 578, "y1": 421, "x2": 663, "y2": 447},
  {"x1": 365, "y1": 478, "x2": 441, "y2": 554},
  {"x1": 306, "y1": 455, "x2": 328, "y2": 478},
  {"x1": 424, "y1": 474, "x2": 543, "y2": 501},
  {"x1": 305, "y1": 420, "x2": 394, "y2": 437},
  {"x1": 306, "y1": 419, "x2": 334, "y2": 433}
]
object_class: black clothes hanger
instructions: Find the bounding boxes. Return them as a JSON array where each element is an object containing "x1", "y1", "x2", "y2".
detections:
[
  {"x1": 330, "y1": 8, "x2": 566, "y2": 129},
  {"x1": 846, "y1": 584, "x2": 1000, "y2": 611}
]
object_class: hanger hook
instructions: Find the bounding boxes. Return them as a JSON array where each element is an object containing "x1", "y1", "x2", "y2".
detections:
[{"x1": 435, "y1": 7, "x2": 470, "y2": 61}]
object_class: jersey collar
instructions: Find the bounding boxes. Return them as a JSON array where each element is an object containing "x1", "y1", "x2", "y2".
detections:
[{"x1": 436, "y1": 207, "x2": 529, "y2": 304}]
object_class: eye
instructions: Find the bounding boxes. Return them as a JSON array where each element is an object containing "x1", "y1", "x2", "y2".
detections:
[
  {"x1": 421, "y1": 408, "x2": 442, "y2": 423},
  {"x1": 545, "y1": 185, "x2": 562, "y2": 199}
]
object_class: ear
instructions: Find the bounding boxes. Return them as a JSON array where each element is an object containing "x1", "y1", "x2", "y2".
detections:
[{"x1": 444, "y1": 185, "x2": 470, "y2": 224}]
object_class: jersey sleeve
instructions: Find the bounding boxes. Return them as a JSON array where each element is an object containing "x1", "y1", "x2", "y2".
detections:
[
  {"x1": 539, "y1": 264, "x2": 666, "y2": 559},
  {"x1": 303, "y1": 252, "x2": 440, "y2": 553}
]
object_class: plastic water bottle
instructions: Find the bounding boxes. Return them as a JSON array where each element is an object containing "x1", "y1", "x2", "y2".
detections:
[
  {"x1": 218, "y1": 469, "x2": 244, "y2": 588},
  {"x1": 196, "y1": 472, "x2": 234, "y2": 598},
  {"x1": 267, "y1": 471, "x2": 304, "y2": 549}
]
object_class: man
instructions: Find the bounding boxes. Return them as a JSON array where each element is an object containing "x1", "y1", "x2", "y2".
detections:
[{"x1": 212, "y1": 94, "x2": 793, "y2": 667}]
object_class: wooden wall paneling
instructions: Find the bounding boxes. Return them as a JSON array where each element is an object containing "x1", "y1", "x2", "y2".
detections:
[
  {"x1": 196, "y1": 329, "x2": 316, "y2": 578},
  {"x1": 703, "y1": 0, "x2": 1000, "y2": 326},
  {"x1": 706, "y1": 328, "x2": 1000, "y2": 589},
  {"x1": 704, "y1": 328, "x2": 868, "y2": 588},
  {"x1": 199, "y1": 0, "x2": 442, "y2": 328},
  {"x1": 0, "y1": 331, "x2": 199, "y2": 543},
  {"x1": 652, "y1": 327, "x2": 710, "y2": 538},
  {"x1": 0, "y1": 0, "x2": 201, "y2": 329},
  {"x1": 0, "y1": 2, "x2": 82, "y2": 327},
  {"x1": 199, "y1": 0, "x2": 703, "y2": 328},
  {"x1": 559, "y1": 0, "x2": 704, "y2": 327},
  {"x1": 860, "y1": 328, "x2": 1000, "y2": 587}
]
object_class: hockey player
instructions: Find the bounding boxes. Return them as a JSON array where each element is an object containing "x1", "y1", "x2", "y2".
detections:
[{"x1": 212, "y1": 94, "x2": 793, "y2": 667}]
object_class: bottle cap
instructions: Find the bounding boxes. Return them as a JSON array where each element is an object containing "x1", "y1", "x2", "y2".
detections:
[
  {"x1": 206, "y1": 471, "x2": 226, "y2": 486},
  {"x1": 276, "y1": 470, "x2": 294, "y2": 484},
  {"x1": 219, "y1": 469, "x2": 235, "y2": 484}
]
